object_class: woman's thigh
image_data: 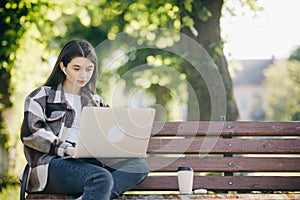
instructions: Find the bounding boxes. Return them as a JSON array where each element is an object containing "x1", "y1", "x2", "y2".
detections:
[{"x1": 44, "y1": 158, "x2": 111, "y2": 195}]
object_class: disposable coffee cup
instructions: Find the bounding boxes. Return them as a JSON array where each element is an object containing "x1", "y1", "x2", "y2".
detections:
[{"x1": 177, "y1": 167, "x2": 194, "y2": 194}]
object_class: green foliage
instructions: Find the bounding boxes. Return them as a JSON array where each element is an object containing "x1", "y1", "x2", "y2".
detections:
[
  {"x1": 264, "y1": 59, "x2": 300, "y2": 121},
  {"x1": 0, "y1": 0, "x2": 70, "y2": 177},
  {"x1": 289, "y1": 46, "x2": 300, "y2": 61},
  {"x1": 0, "y1": 0, "x2": 262, "y2": 189},
  {"x1": 0, "y1": 184, "x2": 20, "y2": 200},
  {"x1": 0, "y1": 172, "x2": 19, "y2": 198},
  {"x1": 183, "y1": 0, "x2": 193, "y2": 13},
  {"x1": 0, "y1": 0, "x2": 32, "y2": 147},
  {"x1": 223, "y1": 0, "x2": 263, "y2": 16}
]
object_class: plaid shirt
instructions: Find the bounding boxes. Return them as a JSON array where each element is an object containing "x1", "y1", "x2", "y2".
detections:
[{"x1": 20, "y1": 83, "x2": 108, "y2": 192}]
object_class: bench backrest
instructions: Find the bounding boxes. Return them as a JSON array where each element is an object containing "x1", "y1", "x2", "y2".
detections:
[{"x1": 133, "y1": 121, "x2": 300, "y2": 192}]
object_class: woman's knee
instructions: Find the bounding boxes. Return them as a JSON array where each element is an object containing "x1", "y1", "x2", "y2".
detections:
[
  {"x1": 81, "y1": 168, "x2": 114, "y2": 200},
  {"x1": 131, "y1": 158, "x2": 149, "y2": 174},
  {"x1": 118, "y1": 158, "x2": 149, "y2": 181},
  {"x1": 87, "y1": 167, "x2": 114, "y2": 190},
  {"x1": 136, "y1": 159, "x2": 149, "y2": 181}
]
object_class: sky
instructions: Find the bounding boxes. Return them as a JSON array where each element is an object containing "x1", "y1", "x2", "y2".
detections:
[{"x1": 222, "y1": 0, "x2": 300, "y2": 59}]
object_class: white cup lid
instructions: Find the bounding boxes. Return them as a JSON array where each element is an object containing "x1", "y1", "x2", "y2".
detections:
[{"x1": 194, "y1": 189, "x2": 207, "y2": 194}]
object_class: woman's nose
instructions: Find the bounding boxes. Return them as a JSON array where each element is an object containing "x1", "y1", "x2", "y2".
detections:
[{"x1": 79, "y1": 70, "x2": 87, "y2": 78}]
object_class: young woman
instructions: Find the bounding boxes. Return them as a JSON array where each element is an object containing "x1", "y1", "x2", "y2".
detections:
[{"x1": 21, "y1": 40, "x2": 149, "y2": 200}]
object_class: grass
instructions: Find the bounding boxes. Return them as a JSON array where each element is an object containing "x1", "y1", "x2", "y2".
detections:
[{"x1": 0, "y1": 184, "x2": 20, "y2": 200}]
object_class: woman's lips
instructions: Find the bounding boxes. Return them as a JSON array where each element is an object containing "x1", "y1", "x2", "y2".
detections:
[{"x1": 77, "y1": 80, "x2": 86, "y2": 85}]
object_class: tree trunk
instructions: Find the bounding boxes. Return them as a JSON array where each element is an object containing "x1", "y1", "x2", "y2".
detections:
[
  {"x1": 181, "y1": 0, "x2": 239, "y2": 121},
  {"x1": 154, "y1": 85, "x2": 167, "y2": 121}
]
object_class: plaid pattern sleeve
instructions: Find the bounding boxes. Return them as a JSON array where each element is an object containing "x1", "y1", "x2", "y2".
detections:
[
  {"x1": 21, "y1": 87, "x2": 70, "y2": 157},
  {"x1": 20, "y1": 84, "x2": 109, "y2": 192}
]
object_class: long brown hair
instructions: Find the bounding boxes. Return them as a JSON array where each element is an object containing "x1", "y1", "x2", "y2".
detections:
[{"x1": 44, "y1": 40, "x2": 98, "y2": 94}]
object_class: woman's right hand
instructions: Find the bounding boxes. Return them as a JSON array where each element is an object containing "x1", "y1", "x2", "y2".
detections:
[{"x1": 65, "y1": 146, "x2": 75, "y2": 157}]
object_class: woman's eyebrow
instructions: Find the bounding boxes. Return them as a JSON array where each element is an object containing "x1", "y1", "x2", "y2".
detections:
[{"x1": 72, "y1": 64, "x2": 94, "y2": 68}]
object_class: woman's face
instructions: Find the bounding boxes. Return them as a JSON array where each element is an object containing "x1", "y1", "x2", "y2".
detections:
[{"x1": 60, "y1": 56, "x2": 95, "y2": 94}]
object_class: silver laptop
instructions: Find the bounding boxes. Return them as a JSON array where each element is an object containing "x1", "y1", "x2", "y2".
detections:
[{"x1": 72, "y1": 107, "x2": 155, "y2": 158}]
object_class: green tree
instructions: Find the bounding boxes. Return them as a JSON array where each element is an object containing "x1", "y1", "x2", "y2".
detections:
[
  {"x1": 0, "y1": 0, "x2": 263, "y2": 186},
  {"x1": 61, "y1": 0, "x2": 254, "y2": 120},
  {"x1": 0, "y1": 0, "x2": 28, "y2": 147},
  {"x1": 0, "y1": 0, "x2": 32, "y2": 181},
  {"x1": 289, "y1": 46, "x2": 300, "y2": 61},
  {"x1": 264, "y1": 56, "x2": 300, "y2": 121},
  {"x1": 0, "y1": 0, "x2": 89, "y2": 178}
]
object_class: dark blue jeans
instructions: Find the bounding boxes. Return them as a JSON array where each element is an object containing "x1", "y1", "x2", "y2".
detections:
[{"x1": 43, "y1": 157, "x2": 149, "y2": 200}]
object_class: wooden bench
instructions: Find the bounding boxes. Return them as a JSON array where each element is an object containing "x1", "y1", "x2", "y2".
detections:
[{"x1": 22, "y1": 121, "x2": 300, "y2": 199}]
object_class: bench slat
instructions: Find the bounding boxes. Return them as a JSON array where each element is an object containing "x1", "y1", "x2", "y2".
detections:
[
  {"x1": 152, "y1": 121, "x2": 300, "y2": 136},
  {"x1": 147, "y1": 138, "x2": 300, "y2": 154},
  {"x1": 23, "y1": 121, "x2": 300, "y2": 200},
  {"x1": 134, "y1": 176, "x2": 300, "y2": 191},
  {"x1": 26, "y1": 194, "x2": 75, "y2": 199},
  {"x1": 123, "y1": 194, "x2": 300, "y2": 199},
  {"x1": 146, "y1": 157, "x2": 300, "y2": 172},
  {"x1": 26, "y1": 193, "x2": 300, "y2": 199}
]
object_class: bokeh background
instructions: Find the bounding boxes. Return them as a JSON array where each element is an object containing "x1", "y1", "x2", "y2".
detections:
[{"x1": 0, "y1": 0, "x2": 299, "y2": 198}]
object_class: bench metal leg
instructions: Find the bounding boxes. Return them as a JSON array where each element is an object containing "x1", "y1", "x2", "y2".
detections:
[{"x1": 20, "y1": 164, "x2": 29, "y2": 200}]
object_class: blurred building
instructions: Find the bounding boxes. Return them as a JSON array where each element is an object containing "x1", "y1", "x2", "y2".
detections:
[{"x1": 232, "y1": 58, "x2": 275, "y2": 121}]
